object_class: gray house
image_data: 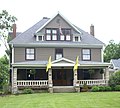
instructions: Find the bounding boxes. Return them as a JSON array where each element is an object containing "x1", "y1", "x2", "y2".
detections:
[
  {"x1": 9, "y1": 13, "x2": 110, "y2": 93},
  {"x1": 109, "y1": 58, "x2": 120, "y2": 73}
]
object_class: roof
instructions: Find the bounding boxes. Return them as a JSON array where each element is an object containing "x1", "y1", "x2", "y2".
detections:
[
  {"x1": 111, "y1": 58, "x2": 120, "y2": 69},
  {"x1": 9, "y1": 13, "x2": 104, "y2": 47}
]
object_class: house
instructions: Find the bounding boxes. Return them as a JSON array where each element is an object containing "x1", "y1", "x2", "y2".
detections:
[
  {"x1": 109, "y1": 58, "x2": 120, "y2": 73},
  {"x1": 9, "y1": 13, "x2": 110, "y2": 93}
]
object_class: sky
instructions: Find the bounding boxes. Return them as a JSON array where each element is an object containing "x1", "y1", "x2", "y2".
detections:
[{"x1": 0, "y1": 0, "x2": 120, "y2": 57}]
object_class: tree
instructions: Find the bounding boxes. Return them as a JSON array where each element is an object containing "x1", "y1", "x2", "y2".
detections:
[
  {"x1": 0, "y1": 55, "x2": 9, "y2": 89},
  {"x1": 0, "y1": 10, "x2": 17, "y2": 55},
  {"x1": 104, "y1": 40, "x2": 120, "y2": 62},
  {"x1": 108, "y1": 70, "x2": 120, "y2": 88}
]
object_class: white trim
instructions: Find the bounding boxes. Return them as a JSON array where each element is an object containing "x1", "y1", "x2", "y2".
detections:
[
  {"x1": 52, "y1": 57, "x2": 75, "y2": 64},
  {"x1": 12, "y1": 44, "x2": 14, "y2": 64},
  {"x1": 36, "y1": 12, "x2": 81, "y2": 34},
  {"x1": 101, "y1": 47, "x2": 104, "y2": 62}
]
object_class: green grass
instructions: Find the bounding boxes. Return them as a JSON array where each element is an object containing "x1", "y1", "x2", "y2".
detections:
[{"x1": 0, "y1": 92, "x2": 120, "y2": 108}]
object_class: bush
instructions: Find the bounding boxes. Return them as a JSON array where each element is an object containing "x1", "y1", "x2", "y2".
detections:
[
  {"x1": 108, "y1": 71, "x2": 120, "y2": 87},
  {"x1": 114, "y1": 85, "x2": 120, "y2": 91},
  {"x1": 104, "y1": 86, "x2": 112, "y2": 91},
  {"x1": 23, "y1": 88, "x2": 33, "y2": 94},
  {"x1": 98, "y1": 86, "x2": 105, "y2": 91},
  {"x1": 91, "y1": 86, "x2": 99, "y2": 92}
]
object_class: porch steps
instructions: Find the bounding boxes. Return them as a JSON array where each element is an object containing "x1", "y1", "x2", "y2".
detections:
[{"x1": 53, "y1": 86, "x2": 75, "y2": 93}]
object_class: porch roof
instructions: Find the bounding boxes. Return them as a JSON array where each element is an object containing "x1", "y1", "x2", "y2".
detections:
[{"x1": 12, "y1": 58, "x2": 110, "y2": 68}]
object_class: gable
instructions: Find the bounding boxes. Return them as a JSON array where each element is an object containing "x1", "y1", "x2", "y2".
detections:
[
  {"x1": 37, "y1": 13, "x2": 80, "y2": 35},
  {"x1": 52, "y1": 58, "x2": 75, "y2": 67}
]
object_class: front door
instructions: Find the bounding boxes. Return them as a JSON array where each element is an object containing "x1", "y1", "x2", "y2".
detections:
[{"x1": 53, "y1": 69, "x2": 73, "y2": 86}]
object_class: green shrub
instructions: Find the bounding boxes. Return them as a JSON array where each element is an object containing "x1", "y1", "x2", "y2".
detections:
[
  {"x1": 104, "y1": 86, "x2": 112, "y2": 91},
  {"x1": 91, "y1": 86, "x2": 99, "y2": 92},
  {"x1": 23, "y1": 88, "x2": 33, "y2": 94},
  {"x1": 108, "y1": 71, "x2": 120, "y2": 87},
  {"x1": 98, "y1": 86, "x2": 105, "y2": 91},
  {"x1": 114, "y1": 85, "x2": 120, "y2": 91}
]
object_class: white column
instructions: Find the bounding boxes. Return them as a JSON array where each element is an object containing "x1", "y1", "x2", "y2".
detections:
[
  {"x1": 48, "y1": 69, "x2": 53, "y2": 93},
  {"x1": 74, "y1": 69, "x2": 80, "y2": 92},
  {"x1": 73, "y1": 69, "x2": 77, "y2": 86},
  {"x1": 12, "y1": 45, "x2": 14, "y2": 64},
  {"x1": 12, "y1": 68, "x2": 18, "y2": 94},
  {"x1": 105, "y1": 68, "x2": 109, "y2": 85}
]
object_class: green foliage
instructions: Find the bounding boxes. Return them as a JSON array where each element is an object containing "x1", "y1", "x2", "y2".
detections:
[
  {"x1": 104, "y1": 86, "x2": 112, "y2": 91},
  {"x1": 98, "y1": 86, "x2": 105, "y2": 91},
  {"x1": 114, "y1": 85, "x2": 120, "y2": 91},
  {"x1": 23, "y1": 88, "x2": 34, "y2": 94},
  {"x1": 104, "y1": 40, "x2": 120, "y2": 62},
  {"x1": 0, "y1": 10, "x2": 17, "y2": 55},
  {"x1": 0, "y1": 55, "x2": 9, "y2": 89},
  {"x1": 91, "y1": 86, "x2": 99, "y2": 92},
  {"x1": 108, "y1": 70, "x2": 120, "y2": 87}
]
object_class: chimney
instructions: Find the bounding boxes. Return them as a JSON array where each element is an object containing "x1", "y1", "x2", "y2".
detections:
[
  {"x1": 90, "y1": 24, "x2": 94, "y2": 36},
  {"x1": 13, "y1": 24, "x2": 16, "y2": 38}
]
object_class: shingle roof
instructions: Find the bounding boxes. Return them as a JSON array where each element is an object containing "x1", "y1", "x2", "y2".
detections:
[
  {"x1": 9, "y1": 18, "x2": 50, "y2": 44},
  {"x1": 9, "y1": 13, "x2": 104, "y2": 46},
  {"x1": 111, "y1": 58, "x2": 120, "y2": 69}
]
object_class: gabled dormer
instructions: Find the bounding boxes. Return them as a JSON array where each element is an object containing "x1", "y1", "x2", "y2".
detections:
[{"x1": 35, "y1": 13, "x2": 81, "y2": 42}]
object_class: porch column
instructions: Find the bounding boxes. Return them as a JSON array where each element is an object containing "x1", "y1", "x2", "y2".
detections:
[
  {"x1": 48, "y1": 69, "x2": 53, "y2": 93},
  {"x1": 105, "y1": 68, "x2": 109, "y2": 85},
  {"x1": 12, "y1": 68, "x2": 18, "y2": 94},
  {"x1": 74, "y1": 69, "x2": 80, "y2": 92}
]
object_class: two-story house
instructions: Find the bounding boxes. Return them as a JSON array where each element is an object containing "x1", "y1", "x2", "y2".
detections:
[{"x1": 9, "y1": 13, "x2": 110, "y2": 93}]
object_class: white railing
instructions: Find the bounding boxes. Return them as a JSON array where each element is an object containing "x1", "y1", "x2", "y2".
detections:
[
  {"x1": 78, "y1": 79, "x2": 108, "y2": 86},
  {"x1": 17, "y1": 80, "x2": 48, "y2": 87}
]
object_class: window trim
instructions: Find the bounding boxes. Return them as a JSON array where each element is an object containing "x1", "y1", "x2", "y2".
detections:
[
  {"x1": 25, "y1": 48, "x2": 35, "y2": 60},
  {"x1": 82, "y1": 49, "x2": 91, "y2": 61}
]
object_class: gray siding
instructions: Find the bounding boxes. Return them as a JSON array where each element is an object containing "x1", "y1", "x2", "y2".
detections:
[
  {"x1": 14, "y1": 48, "x2": 25, "y2": 62},
  {"x1": 14, "y1": 47, "x2": 102, "y2": 62},
  {"x1": 91, "y1": 48, "x2": 101, "y2": 62},
  {"x1": 36, "y1": 48, "x2": 55, "y2": 61},
  {"x1": 64, "y1": 48, "x2": 82, "y2": 61}
]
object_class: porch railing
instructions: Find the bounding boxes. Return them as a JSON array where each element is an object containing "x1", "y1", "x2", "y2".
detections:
[
  {"x1": 17, "y1": 80, "x2": 48, "y2": 87},
  {"x1": 77, "y1": 79, "x2": 108, "y2": 86}
]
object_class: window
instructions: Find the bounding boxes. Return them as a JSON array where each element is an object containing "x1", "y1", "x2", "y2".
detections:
[
  {"x1": 82, "y1": 49, "x2": 91, "y2": 60},
  {"x1": 75, "y1": 36, "x2": 79, "y2": 41},
  {"x1": 66, "y1": 35, "x2": 70, "y2": 40},
  {"x1": 55, "y1": 48, "x2": 63, "y2": 60},
  {"x1": 46, "y1": 28, "x2": 71, "y2": 41},
  {"x1": 26, "y1": 48, "x2": 35, "y2": 60}
]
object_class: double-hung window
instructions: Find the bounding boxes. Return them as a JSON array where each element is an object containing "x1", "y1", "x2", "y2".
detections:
[
  {"x1": 26, "y1": 48, "x2": 35, "y2": 60},
  {"x1": 46, "y1": 29, "x2": 57, "y2": 40},
  {"x1": 82, "y1": 49, "x2": 91, "y2": 60},
  {"x1": 55, "y1": 48, "x2": 63, "y2": 60}
]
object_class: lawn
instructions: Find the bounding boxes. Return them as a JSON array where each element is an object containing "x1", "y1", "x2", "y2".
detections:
[{"x1": 0, "y1": 92, "x2": 120, "y2": 108}]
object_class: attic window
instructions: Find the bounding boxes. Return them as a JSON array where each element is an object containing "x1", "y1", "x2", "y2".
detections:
[
  {"x1": 73, "y1": 36, "x2": 81, "y2": 42},
  {"x1": 75, "y1": 36, "x2": 78, "y2": 41},
  {"x1": 38, "y1": 36, "x2": 43, "y2": 41}
]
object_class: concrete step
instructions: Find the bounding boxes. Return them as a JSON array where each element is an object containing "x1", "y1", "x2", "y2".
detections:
[{"x1": 53, "y1": 86, "x2": 75, "y2": 93}]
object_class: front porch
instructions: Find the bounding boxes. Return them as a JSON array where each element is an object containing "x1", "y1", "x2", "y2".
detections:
[{"x1": 11, "y1": 58, "x2": 110, "y2": 93}]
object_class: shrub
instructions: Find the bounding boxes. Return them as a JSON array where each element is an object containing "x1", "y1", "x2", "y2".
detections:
[
  {"x1": 81, "y1": 83, "x2": 89, "y2": 92},
  {"x1": 114, "y1": 85, "x2": 120, "y2": 91},
  {"x1": 23, "y1": 88, "x2": 33, "y2": 94},
  {"x1": 91, "y1": 86, "x2": 99, "y2": 92},
  {"x1": 98, "y1": 86, "x2": 105, "y2": 91},
  {"x1": 108, "y1": 71, "x2": 120, "y2": 87},
  {"x1": 104, "y1": 86, "x2": 112, "y2": 91}
]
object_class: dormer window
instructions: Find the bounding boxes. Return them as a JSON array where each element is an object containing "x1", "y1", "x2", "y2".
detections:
[
  {"x1": 75, "y1": 36, "x2": 79, "y2": 41},
  {"x1": 73, "y1": 35, "x2": 81, "y2": 42},
  {"x1": 36, "y1": 35, "x2": 44, "y2": 41}
]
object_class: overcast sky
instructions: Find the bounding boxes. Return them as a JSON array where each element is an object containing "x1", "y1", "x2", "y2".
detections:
[{"x1": 0, "y1": 0, "x2": 120, "y2": 57}]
